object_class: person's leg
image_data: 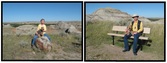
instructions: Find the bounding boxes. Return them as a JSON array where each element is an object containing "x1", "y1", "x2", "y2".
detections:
[
  {"x1": 123, "y1": 33, "x2": 132, "y2": 51},
  {"x1": 133, "y1": 33, "x2": 141, "y2": 55},
  {"x1": 44, "y1": 34, "x2": 51, "y2": 41},
  {"x1": 32, "y1": 35, "x2": 38, "y2": 46}
]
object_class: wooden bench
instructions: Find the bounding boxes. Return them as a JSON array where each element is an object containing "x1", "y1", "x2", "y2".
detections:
[{"x1": 107, "y1": 26, "x2": 151, "y2": 45}]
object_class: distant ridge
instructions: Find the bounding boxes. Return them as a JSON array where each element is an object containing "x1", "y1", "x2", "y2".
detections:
[{"x1": 86, "y1": 7, "x2": 151, "y2": 22}]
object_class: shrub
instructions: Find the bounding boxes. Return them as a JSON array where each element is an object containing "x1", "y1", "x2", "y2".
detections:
[{"x1": 10, "y1": 24, "x2": 23, "y2": 27}]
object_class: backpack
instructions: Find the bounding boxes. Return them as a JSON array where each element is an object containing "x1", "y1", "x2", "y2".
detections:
[{"x1": 131, "y1": 20, "x2": 143, "y2": 33}]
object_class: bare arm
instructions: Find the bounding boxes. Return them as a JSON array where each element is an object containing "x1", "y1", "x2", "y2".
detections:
[{"x1": 35, "y1": 24, "x2": 40, "y2": 35}]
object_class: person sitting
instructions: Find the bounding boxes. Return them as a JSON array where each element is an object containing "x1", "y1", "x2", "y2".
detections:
[
  {"x1": 31, "y1": 19, "x2": 51, "y2": 47},
  {"x1": 122, "y1": 14, "x2": 144, "y2": 56}
]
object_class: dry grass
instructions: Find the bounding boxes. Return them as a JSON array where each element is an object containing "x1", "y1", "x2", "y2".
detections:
[
  {"x1": 86, "y1": 21, "x2": 164, "y2": 60},
  {"x1": 2, "y1": 26, "x2": 81, "y2": 60}
]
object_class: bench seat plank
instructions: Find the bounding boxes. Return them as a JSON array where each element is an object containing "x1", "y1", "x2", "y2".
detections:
[
  {"x1": 107, "y1": 33, "x2": 148, "y2": 40},
  {"x1": 112, "y1": 26, "x2": 151, "y2": 34}
]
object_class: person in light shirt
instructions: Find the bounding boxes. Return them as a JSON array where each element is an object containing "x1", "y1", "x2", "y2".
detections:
[
  {"x1": 31, "y1": 19, "x2": 51, "y2": 47},
  {"x1": 123, "y1": 14, "x2": 144, "y2": 56}
]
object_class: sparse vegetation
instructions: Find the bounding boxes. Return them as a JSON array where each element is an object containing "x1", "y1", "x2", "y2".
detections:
[
  {"x1": 147, "y1": 18, "x2": 162, "y2": 21},
  {"x1": 3, "y1": 33, "x2": 81, "y2": 60},
  {"x1": 86, "y1": 21, "x2": 164, "y2": 60},
  {"x1": 2, "y1": 22, "x2": 81, "y2": 60},
  {"x1": 10, "y1": 24, "x2": 24, "y2": 27}
]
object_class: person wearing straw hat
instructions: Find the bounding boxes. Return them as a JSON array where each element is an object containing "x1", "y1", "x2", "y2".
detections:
[{"x1": 122, "y1": 14, "x2": 144, "y2": 56}]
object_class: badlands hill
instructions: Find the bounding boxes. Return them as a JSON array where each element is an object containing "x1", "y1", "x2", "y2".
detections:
[{"x1": 86, "y1": 7, "x2": 151, "y2": 22}]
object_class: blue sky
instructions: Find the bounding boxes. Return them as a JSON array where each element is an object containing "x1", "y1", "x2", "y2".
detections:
[
  {"x1": 3, "y1": 3, "x2": 82, "y2": 22},
  {"x1": 86, "y1": 3, "x2": 164, "y2": 18}
]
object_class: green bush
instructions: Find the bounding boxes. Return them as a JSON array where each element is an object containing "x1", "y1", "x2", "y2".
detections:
[
  {"x1": 10, "y1": 24, "x2": 23, "y2": 27},
  {"x1": 147, "y1": 18, "x2": 160, "y2": 21}
]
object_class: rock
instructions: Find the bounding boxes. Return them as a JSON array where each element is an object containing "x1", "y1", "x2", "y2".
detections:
[
  {"x1": 50, "y1": 21, "x2": 81, "y2": 34},
  {"x1": 56, "y1": 21, "x2": 71, "y2": 30},
  {"x1": 139, "y1": 17, "x2": 151, "y2": 22},
  {"x1": 86, "y1": 7, "x2": 151, "y2": 23},
  {"x1": 67, "y1": 21, "x2": 81, "y2": 31},
  {"x1": 16, "y1": 25, "x2": 37, "y2": 35},
  {"x1": 50, "y1": 25, "x2": 56, "y2": 30},
  {"x1": 66, "y1": 25, "x2": 81, "y2": 34},
  {"x1": 3, "y1": 24, "x2": 12, "y2": 28},
  {"x1": 36, "y1": 36, "x2": 52, "y2": 52}
]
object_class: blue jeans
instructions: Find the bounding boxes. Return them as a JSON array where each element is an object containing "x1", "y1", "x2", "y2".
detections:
[
  {"x1": 124, "y1": 33, "x2": 141, "y2": 53},
  {"x1": 31, "y1": 34, "x2": 51, "y2": 45}
]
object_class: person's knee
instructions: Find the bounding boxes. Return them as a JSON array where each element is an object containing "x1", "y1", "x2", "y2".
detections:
[
  {"x1": 34, "y1": 35, "x2": 38, "y2": 38},
  {"x1": 124, "y1": 35, "x2": 128, "y2": 39},
  {"x1": 33, "y1": 35, "x2": 38, "y2": 41},
  {"x1": 46, "y1": 34, "x2": 50, "y2": 37},
  {"x1": 44, "y1": 34, "x2": 51, "y2": 40},
  {"x1": 133, "y1": 36, "x2": 139, "y2": 43},
  {"x1": 134, "y1": 34, "x2": 139, "y2": 39},
  {"x1": 44, "y1": 34, "x2": 46, "y2": 36}
]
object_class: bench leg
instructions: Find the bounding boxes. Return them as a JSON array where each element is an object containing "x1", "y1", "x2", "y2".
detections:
[
  {"x1": 112, "y1": 36, "x2": 114, "y2": 45},
  {"x1": 140, "y1": 40, "x2": 143, "y2": 51},
  {"x1": 140, "y1": 45, "x2": 143, "y2": 51}
]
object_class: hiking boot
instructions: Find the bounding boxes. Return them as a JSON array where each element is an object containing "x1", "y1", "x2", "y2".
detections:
[
  {"x1": 122, "y1": 49, "x2": 129, "y2": 52},
  {"x1": 133, "y1": 52, "x2": 137, "y2": 56}
]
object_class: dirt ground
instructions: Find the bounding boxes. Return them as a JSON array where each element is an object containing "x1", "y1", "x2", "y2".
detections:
[{"x1": 86, "y1": 44, "x2": 161, "y2": 60}]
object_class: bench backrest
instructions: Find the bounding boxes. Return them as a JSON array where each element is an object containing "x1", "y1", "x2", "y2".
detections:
[{"x1": 112, "y1": 26, "x2": 150, "y2": 34}]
